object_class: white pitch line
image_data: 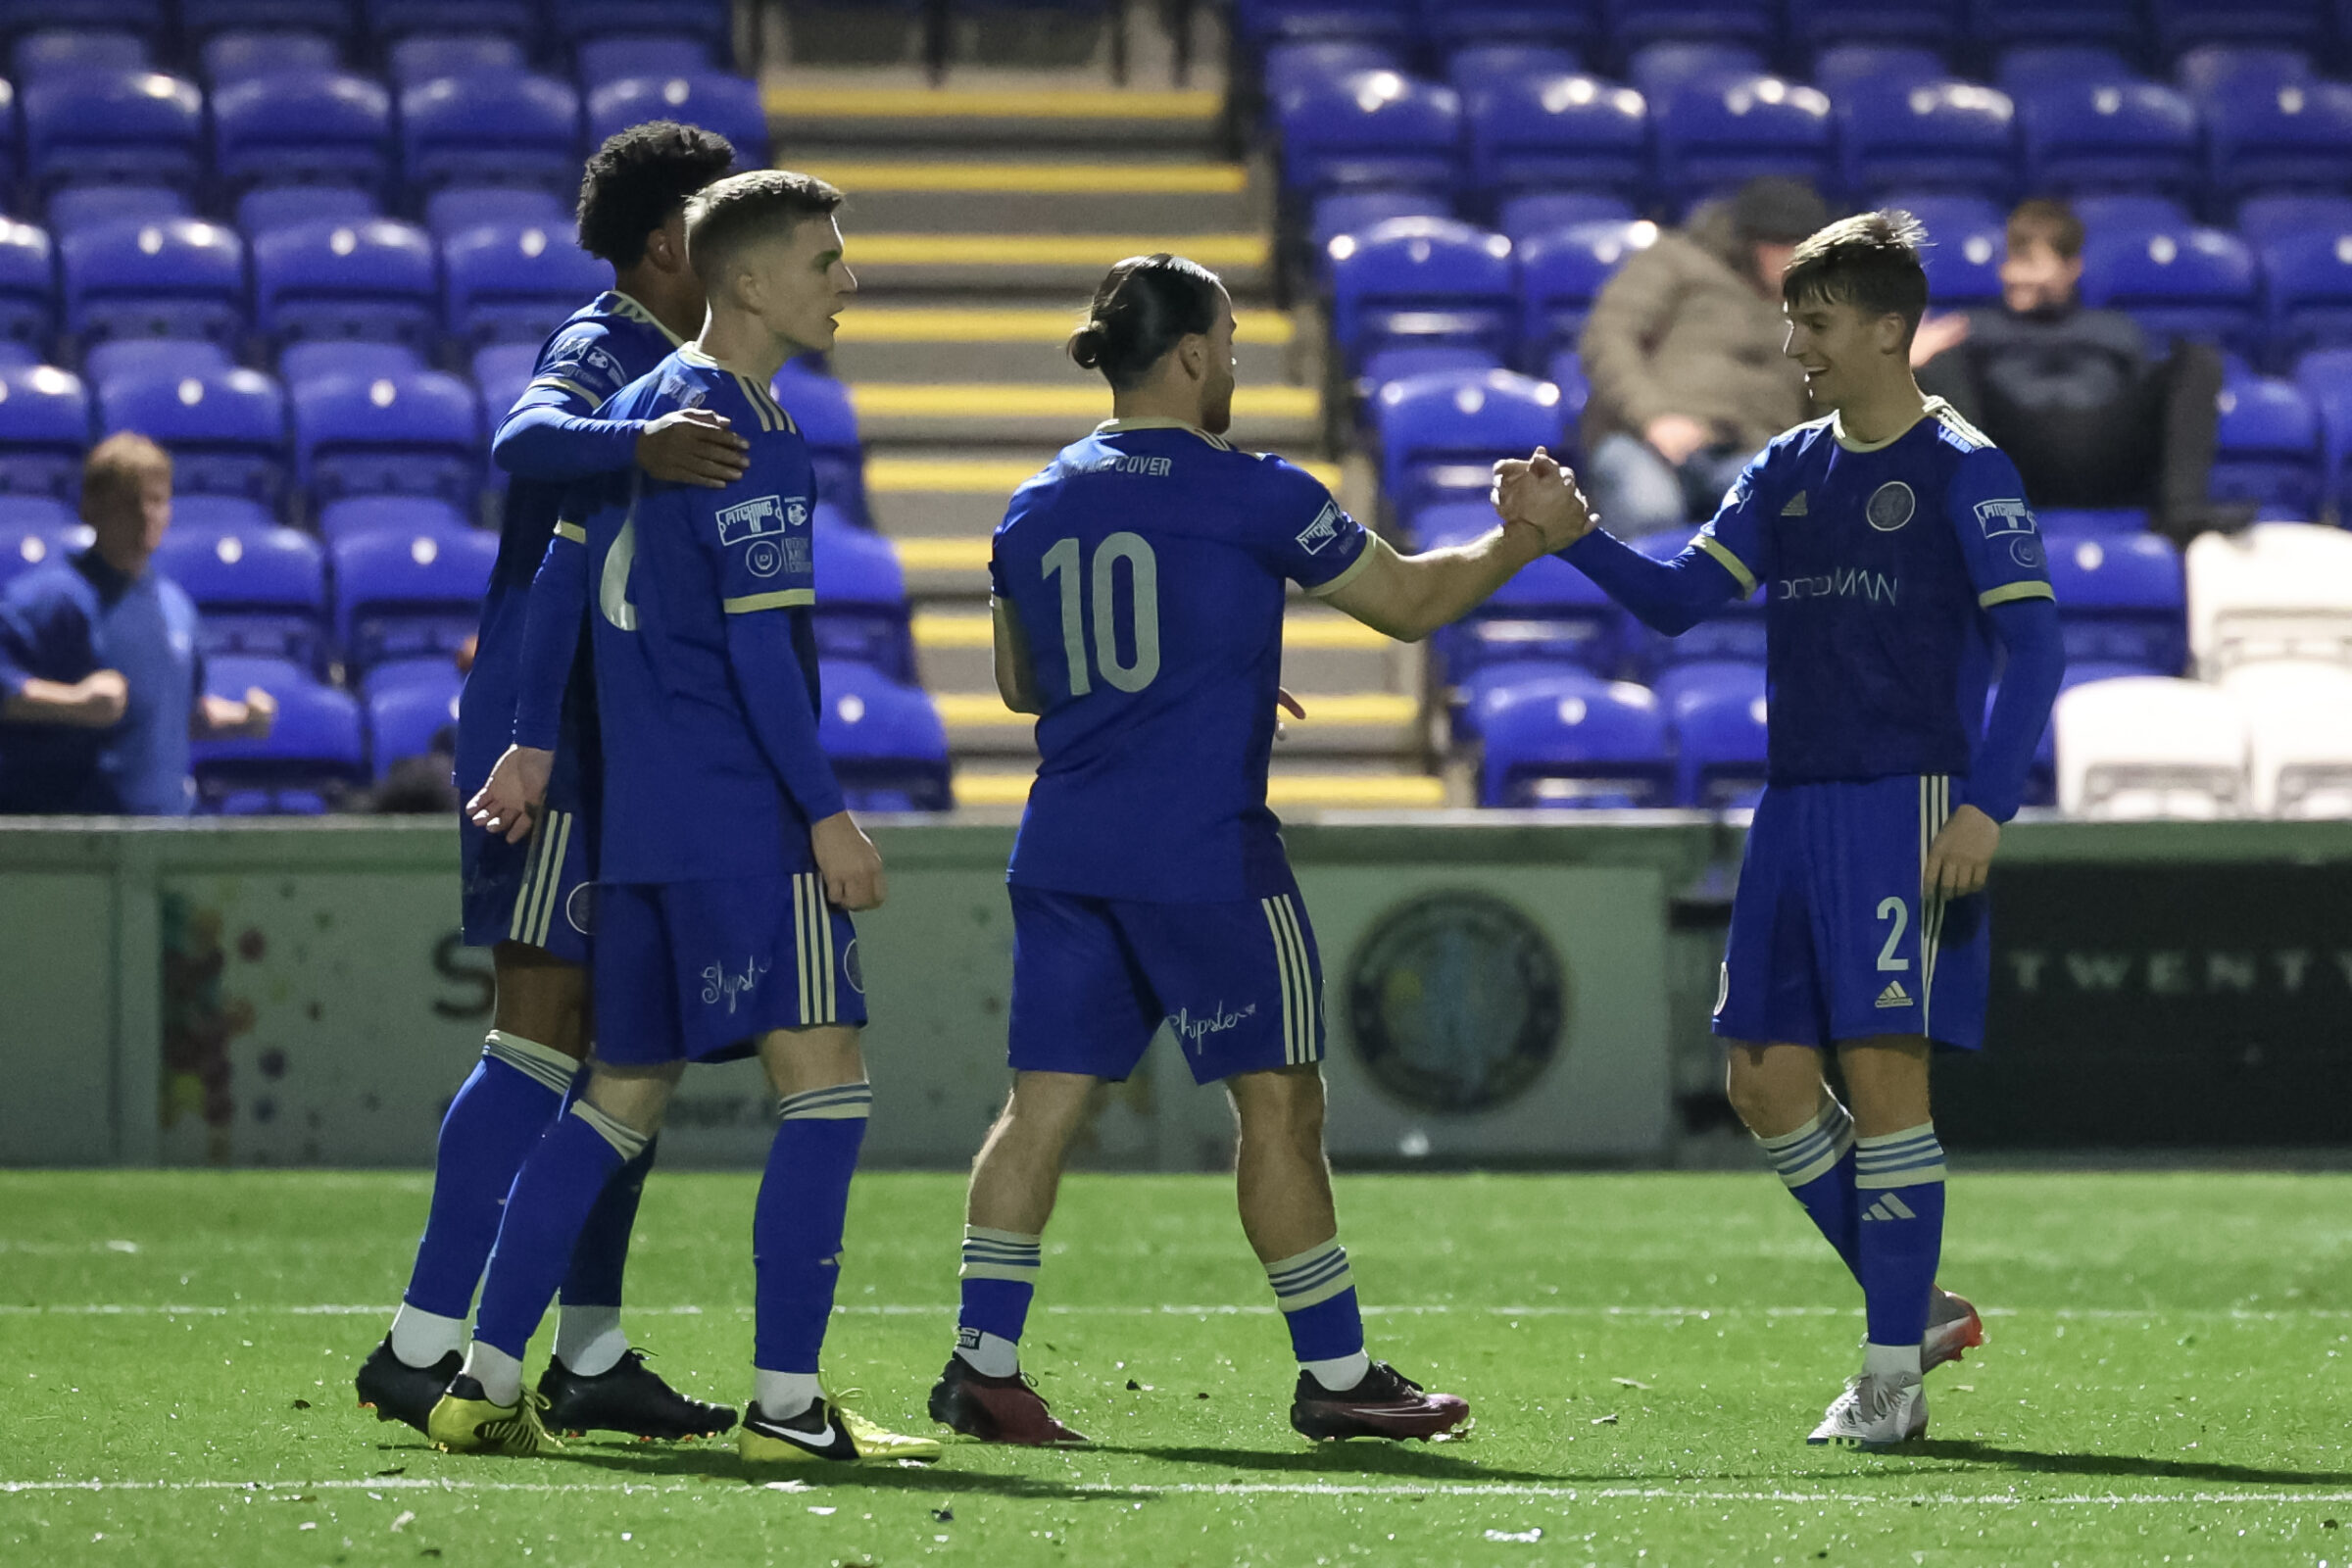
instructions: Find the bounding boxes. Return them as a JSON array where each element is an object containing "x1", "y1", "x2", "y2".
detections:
[
  {"x1": 4, "y1": 1302, "x2": 2348, "y2": 1322},
  {"x1": 4, "y1": 1478, "x2": 2349, "y2": 1505}
]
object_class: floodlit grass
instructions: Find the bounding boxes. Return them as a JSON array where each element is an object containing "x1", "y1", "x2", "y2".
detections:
[{"x1": 6, "y1": 1170, "x2": 2352, "y2": 1566}]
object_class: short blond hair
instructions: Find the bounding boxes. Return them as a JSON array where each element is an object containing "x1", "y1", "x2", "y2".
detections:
[{"x1": 81, "y1": 431, "x2": 171, "y2": 518}]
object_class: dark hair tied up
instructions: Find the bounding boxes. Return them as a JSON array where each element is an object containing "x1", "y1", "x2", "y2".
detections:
[{"x1": 1068, "y1": 253, "x2": 1223, "y2": 390}]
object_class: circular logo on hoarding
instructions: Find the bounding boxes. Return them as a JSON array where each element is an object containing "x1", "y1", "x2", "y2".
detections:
[
  {"x1": 1866, "y1": 481, "x2": 1916, "y2": 532},
  {"x1": 1345, "y1": 891, "x2": 1564, "y2": 1113}
]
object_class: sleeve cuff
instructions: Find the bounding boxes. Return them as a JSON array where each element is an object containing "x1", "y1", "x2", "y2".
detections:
[
  {"x1": 1979, "y1": 580, "x2": 2056, "y2": 609},
  {"x1": 1303, "y1": 534, "x2": 1384, "y2": 599}
]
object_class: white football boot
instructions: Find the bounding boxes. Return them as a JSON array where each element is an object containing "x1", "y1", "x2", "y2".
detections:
[{"x1": 1806, "y1": 1374, "x2": 1928, "y2": 1447}]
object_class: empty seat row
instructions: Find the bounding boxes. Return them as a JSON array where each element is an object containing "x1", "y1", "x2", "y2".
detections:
[
  {"x1": 0, "y1": 2, "x2": 736, "y2": 56},
  {"x1": 10, "y1": 24, "x2": 727, "y2": 88}
]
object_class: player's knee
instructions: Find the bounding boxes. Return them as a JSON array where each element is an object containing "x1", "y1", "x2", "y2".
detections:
[
  {"x1": 583, "y1": 1062, "x2": 681, "y2": 1136},
  {"x1": 757, "y1": 1024, "x2": 865, "y2": 1099},
  {"x1": 490, "y1": 942, "x2": 587, "y2": 1058},
  {"x1": 998, "y1": 1072, "x2": 1096, "y2": 1149},
  {"x1": 1723, "y1": 1047, "x2": 1815, "y2": 1138},
  {"x1": 1228, "y1": 1065, "x2": 1326, "y2": 1146}
]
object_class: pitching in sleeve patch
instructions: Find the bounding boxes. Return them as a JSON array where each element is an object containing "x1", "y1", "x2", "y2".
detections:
[{"x1": 1295, "y1": 500, "x2": 1346, "y2": 555}]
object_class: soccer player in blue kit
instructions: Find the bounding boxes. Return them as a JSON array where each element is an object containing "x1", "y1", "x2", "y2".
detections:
[
  {"x1": 450, "y1": 170, "x2": 938, "y2": 1464},
  {"x1": 925, "y1": 255, "x2": 1589, "y2": 1446},
  {"x1": 1497, "y1": 214, "x2": 2067, "y2": 1446},
  {"x1": 356, "y1": 122, "x2": 749, "y2": 1443}
]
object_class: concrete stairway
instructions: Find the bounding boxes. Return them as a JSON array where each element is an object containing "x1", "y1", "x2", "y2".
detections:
[{"x1": 773, "y1": 81, "x2": 1441, "y2": 808}]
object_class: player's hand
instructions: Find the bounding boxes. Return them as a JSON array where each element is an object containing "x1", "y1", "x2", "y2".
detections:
[
  {"x1": 812, "y1": 810, "x2": 886, "y2": 912},
  {"x1": 1923, "y1": 803, "x2": 2000, "y2": 901},
  {"x1": 1493, "y1": 447, "x2": 1596, "y2": 551},
  {"x1": 466, "y1": 744, "x2": 554, "y2": 844},
  {"x1": 636, "y1": 409, "x2": 750, "y2": 488},
  {"x1": 70, "y1": 668, "x2": 128, "y2": 727},
  {"x1": 1275, "y1": 686, "x2": 1305, "y2": 741},
  {"x1": 1909, "y1": 310, "x2": 1970, "y2": 368},
  {"x1": 238, "y1": 685, "x2": 277, "y2": 739},
  {"x1": 1643, "y1": 414, "x2": 1711, "y2": 466}
]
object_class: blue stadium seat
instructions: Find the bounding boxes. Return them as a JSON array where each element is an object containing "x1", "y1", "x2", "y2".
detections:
[
  {"x1": 199, "y1": 28, "x2": 339, "y2": 84},
  {"x1": 1234, "y1": 0, "x2": 1416, "y2": 47},
  {"x1": 151, "y1": 521, "x2": 326, "y2": 665},
  {"x1": 1886, "y1": 191, "x2": 2004, "y2": 242},
  {"x1": 22, "y1": 68, "x2": 201, "y2": 196},
  {"x1": 589, "y1": 73, "x2": 769, "y2": 164},
  {"x1": 1838, "y1": 82, "x2": 2018, "y2": 204},
  {"x1": 1261, "y1": 40, "x2": 1398, "y2": 102},
  {"x1": 2080, "y1": 227, "x2": 2261, "y2": 357},
  {"x1": 0, "y1": 220, "x2": 53, "y2": 352},
  {"x1": 1518, "y1": 219, "x2": 1656, "y2": 366},
  {"x1": 0, "y1": 1, "x2": 163, "y2": 45},
  {"x1": 1445, "y1": 44, "x2": 1580, "y2": 97},
  {"x1": 423, "y1": 184, "x2": 569, "y2": 240},
  {"x1": 1327, "y1": 218, "x2": 1517, "y2": 372},
  {"x1": 2044, "y1": 532, "x2": 2187, "y2": 672},
  {"x1": 0, "y1": 340, "x2": 37, "y2": 370},
  {"x1": 365, "y1": 660, "x2": 462, "y2": 777},
  {"x1": 1545, "y1": 346, "x2": 1592, "y2": 436},
  {"x1": 1653, "y1": 75, "x2": 1836, "y2": 209},
  {"x1": 1466, "y1": 74, "x2": 1649, "y2": 201},
  {"x1": 195, "y1": 653, "x2": 365, "y2": 813},
  {"x1": 1310, "y1": 191, "x2": 1451, "y2": 266},
  {"x1": 771, "y1": 362, "x2": 869, "y2": 525},
  {"x1": 400, "y1": 71, "x2": 582, "y2": 198},
  {"x1": 1277, "y1": 72, "x2": 1462, "y2": 199},
  {"x1": 2238, "y1": 193, "x2": 2352, "y2": 248},
  {"x1": 237, "y1": 183, "x2": 378, "y2": 239},
  {"x1": 0, "y1": 80, "x2": 20, "y2": 197},
  {"x1": 1649, "y1": 655, "x2": 1763, "y2": 710},
  {"x1": 1495, "y1": 192, "x2": 1635, "y2": 246},
  {"x1": 330, "y1": 523, "x2": 495, "y2": 671},
  {"x1": 1449, "y1": 658, "x2": 1585, "y2": 741},
  {"x1": 1916, "y1": 213, "x2": 2004, "y2": 308},
  {"x1": 1789, "y1": 0, "x2": 1965, "y2": 50},
  {"x1": 2176, "y1": 43, "x2": 2312, "y2": 96},
  {"x1": 2298, "y1": 347, "x2": 2352, "y2": 513},
  {"x1": 549, "y1": 0, "x2": 734, "y2": 54},
  {"x1": 2261, "y1": 230, "x2": 2352, "y2": 362},
  {"x1": 95, "y1": 367, "x2": 286, "y2": 506},
  {"x1": 295, "y1": 369, "x2": 481, "y2": 508},
  {"x1": 0, "y1": 498, "x2": 88, "y2": 592},
  {"x1": 368, "y1": 0, "x2": 539, "y2": 45},
  {"x1": 1423, "y1": 0, "x2": 1595, "y2": 53},
  {"x1": 442, "y1": 221, "x2": 607, "y2": 347},
  {"x1": 1375, "y1": 368, "x2": 1564, "y2": 521},
  {"x1": 1666, "y1": 659, "x2": 1768, "y2": 808},
  {"x1": 2068, "y1": 192, "x2": 2194, "y2": 237},
  {"x1": 1417, "y1": 500, "x2": 1620, "y2": 687},
  {"x1": 1357, "y1": 345, "x2": 1504, "y2": 407},
  {"x1": 816, "y1": 659, "x2": 952, "y2": 813},
  {"x1": 1476, "y1": 670, "x2": 1673, "y2": 808},
  {"x1": 1626, "y1": 41, "x2": 1763, "y2": 97},
  {"x1": 1813, "y1": 45, "x2": 1948, "y2": 99},
  {"x1": 811, "y1": 510, "x2": 914, "y2": 681},
  {"x1": 83, "y1": 335, "x2": 226, "y2": 387},
  {"x1": 316, "y1": 493, "x2": 470, "y2": 545},
  {"x1": 171, "y1": 493, "x2": 274, "y2": 533},
  {"x1": 577, "y1": 35, "x2": 715, "y2": 88},
  {"x1": 212, "y1": 70, "x2": 394, "y2": 198},
  {"x1": 60, "y1": 217, "x2": 246, "y2": 348},
  {"x1": 253, "y1": 219, "x2": 438, "y2": 353},
  {"x1": 2151, "y1": 0, "x2": 2328, "y2": 56},
  {"x1": 279, "y1": 339, "x2": 422, "y2": 390},
  {"x1": 2210, "y1": 373, "x2": 2324, "y2": 512},
  {"x1": 46, "y1": 181, "x2": 185, "y2": 232},
  {"x1": 1610, "y1": 0, "x2": 1774, "y2": 56},
  {"x1": 469, "y1": 340, "x2": 537, "y2": 421},
  {"x1": 1630, "y1": 527, "x2": 1765, "y2": 667},
  {"x1": 13, "y1": 28, "x2": 146, "y2": 79},
  {"x1": 2034, "y1": 506, "x2": 2148, "y2": 541},
  {"x1": 2203, "y1": 79, "x2": 2352, "y2": 200},
  {"x1": 179, "y1": 0, "x2": 356, "y2": 43},
  {"x1": 2018, "y1": 81, "x2": 2202, "y2": 200},
  {"x1": 386, "y1": 32, "x2": 524, "y2": 84},
  {"x1": 1991, "y1": 44, "x2": 2139, "y2": 96},
  {"x1": 0, "y1": 365, "x2": 89, "y2": 499}
]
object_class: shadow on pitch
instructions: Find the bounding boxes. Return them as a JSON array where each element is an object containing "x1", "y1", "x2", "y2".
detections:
[
  {"x1": 529, "y1": 1441, "x2": 1113, "y2": 1501},
  {"x1": 1089, "y1": 1442, "x2": 1567, "y2": 1484},
  {"x1": 1908, "y1": 1440, "x2": 2352, "y2": 1488}
]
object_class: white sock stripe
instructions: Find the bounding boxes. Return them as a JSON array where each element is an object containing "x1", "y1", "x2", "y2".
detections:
[
  {"x1": 958, "y1": 1241, "x2": 1042, "y2": 1262},
  {"x1": 1856, "y1": 1122, "x2": 1938, "y2": 1149},
  {"x1": 1266, "y1": 1240, "x2": 1348, "y2": 1288},
  {"x1": 481, "y1": 1031, "x2": 578, "y2": 1095},
  {"x1": 777, "y1": 1081, "x2": 872, "y2": 1120},
  {"x1": 1272, "y1": 1255, "x2": 1352, "y2": 1298},
  {"x1": 1262, "y1": 898, "x2": 1299, "y2": 1065},
  {"x1": 1855, "y1": 1135, "x2": 1942, "y2": 1161},
  {"x1": 961, "y1": 1225, "x2": 1042, "y2": 1248},
  {"x1": 567, "y1": 1099, "x2": 649, "y2": 1160},
  {"x1": 1274, "y1": 896, "x2": 1317, "y2": 1062}
]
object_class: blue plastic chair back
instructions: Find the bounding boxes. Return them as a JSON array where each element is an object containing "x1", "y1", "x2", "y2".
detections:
[
  {"x1": 1476, "y1": 670, "x2": 1673, "y2": 808},
  {"x1": 84, "y1": 335, "x2": 226, "y2": 387},
  {"x1": 1839, "y1": 81, "x2": 2018, "y2": 203},
  {"x1": 331, "y1": 522, "x2": 495, "y2": 669},
  {"x1": 1312, "y1": 191, "x2": 1451, "y2": 265},
  {"x1": 1329, "y1": 217, "x2": 1517, "y2": 370},
  {"x1": 366, "y1": 662, "x2": 463, "y2": 777},
  {"x1": 1918, "y1": 217, "x2": 2004, "y2": 308},
  {"x1": 1650, "y1": 656, "x2": 1765, "y2": 711},
  {"x1": 193, "y1": 652, "x2": 366, "y2": 811},
  {"x1": 387, "y1": 32, "x2": 524, "y2": 84},
  {"x1": 2019, "y1": 81, "x2": 2202, "y2": 199},
  {"x1": 1788, "y1": 0, "x2": 1965, "y2": 50},
  {"x1": 2068, "y1": 192, "x2": 2193, "y2": 238},
  {"x1": 152, "y1": 520, "x2": 325, "y2": 664},
  {"x1": 551, "y1": 0, "x2": 734, "y2": 51},
  {"x1": 253, "y1": 219, "x2": 437, "y2": 351},
  {"x1": 811, "y1": 514, "x2": 913, "y2": 681},
  {"x1": 816, "y1": 659, "x2": 953, "y2": 812},
  {"x1": 180, "y1": 2, "x2": 360, "y2": 43},
  {"x1": 2152, "y1": 0, "x2": 2328, "y2": 55},
  {"x1": 13, "y1": 28, "x2": 148, "y2": 79},
  {"x1": 2177, "y1": 43, "x2": 2312, "y2": 97},
  {"x1": 1418, "y1": 500, "x2": 1618, "y2": 684},
  {"x1": 1278, "y1": 72, "x2": 1463, "y2": 198},
  {"x1": 2044, "y1": 531, "x2": 2187, "y2": 671},
  {"x1": 318, "y1": 493, "x2": 471, "y2": 545},
  {"x1": 442, "y1": 220, "x2": 607, "y2": 346},
  {"x1": 97, "y1": 367, "x2": 286, "y2": 505},
  {"x1": 1446, "y1": 44, "x2": 1580, "y2": 97},
  {"x1": 2036, "y1": 507, "x2": 2150, "y2": 542},
  {"x1": 1262, "y1": 40, "x2": 1398, "y2": 102},
  {"x1": 2204, "y1": 78, "x2": 2352, "y2": 199},
  {"x1": 60, "y1": 216, "x2": 246, "y2": 348},
  {"x1": 213, "y1": 70, "x2": 392, "y2": 197},
  {"x1": 2210, "y1": 374, "x2": 2323, "y2": 512},
  {"x1": 2079, "y1": 227, "x2": 2261, "y2": 358},
  {"x1": 0, "y1": 365, "x2": 90, "y2": 498},
  {"x1": 1626, "y1": 41, "x2": 1764, "y2": 96},
  {"x1": 1374, "y1": 368, "x2": 1564, "y2": 519},
  {"x1": 1654, "y1": 74, "x2": 1837, "y2": 208},
  {"x1": 1517, "y1": 219, "x2": 1657, "y2": 363},
  {"x1": 0, "y1": 220, "x2": 54, "y2": 351},
  {"x1": 1235, "y1": 0, "x2": 1416, "y2": 46},
  {"x1": 0, "y1": 499, "x2": 89, "y2": 592},
  {"x1": 401, "y1": 71, "x2": 581, "y2": 198},
  {"x1": 368, "y1": 0, "x2": 539, "y2": 44},
  {"x1": 1607, "y1": 0, "x2": 1770, "y2": 52},
  {"x1": 2260, "y1": 230, "x2": 2352, "y2": 361},
  {"x1": 2294, "y1": 346, "x2": 2352, "y2": 514},
  {"x1": 1495, "y1": 192, "x2": 1634, "y2": 246},
  {"x1": 771, "y1": 363, "x2": 869, "y2": 524},
  {"x1": 46, "y1": 181, "x2": 184, "y2": 233},
  {"x1": 1992, "y1": 43, "x2": 2136, "y2": 95},
  {"x1": 22, "y1": 68, "x2": 203, "y2": 192},
  {"x1": 1812, "y1": 44, "x2": 1946, "y2": 98},
  {"x1": 578, "y1": 35, "x2": 714, "y2": 87},
  {"x1": 422, "y1": 185, "x2": 566, "y2": 241},
  {"x1": 589, "y1": 73, "x2": 768, "y2": 164},
  {"x1": 1466, "y1": 74, "x2": 1648, "y2": 200},
  {"x1": 1668, "y1": 661, "x2": 1769, "y2": 808},
  {"x1": 280, "y1": 339, "x2": 423, "y2": 391},
  {"x1": 201, "y1": 27, "x2": 339, "y2": 83},
  {"x1": 237, "y1": 183, "x2": 377, "y2": 239},
  {"x1": 469, "y1": 340, "x2": 537, "y2": 422},
  {"x1": 1425, "y1": 0, "x2": 1595, "y2": 51},
  {"x1": 171, "y1": 494, "x2": 273, "y2": 534},
  {"x1": 1357, "y1": 346, "x2": 1503, "y2": 401},
  {"x1": 295, "y1": 370, "x2": 481, "y2": 508}
]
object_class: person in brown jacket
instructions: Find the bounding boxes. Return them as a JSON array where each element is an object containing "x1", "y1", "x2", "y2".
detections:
[{"x1": 1576, "y1": 177, "x2": 1826, "y2": 535}]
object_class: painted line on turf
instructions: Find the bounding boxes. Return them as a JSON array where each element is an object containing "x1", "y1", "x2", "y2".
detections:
[
  {"x1": 7, "y1": 1479, "x2": 2352, "y2": 1505},
  {"x1": 7, "y1": 1302, "x2": 2350, "y2": 1322}
]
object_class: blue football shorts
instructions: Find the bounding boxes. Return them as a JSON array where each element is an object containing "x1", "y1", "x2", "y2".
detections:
[
  {"x1": 1713, "y1": 773, "x2": 1990, "y2": 1052},
  {"x1": 1005, "y1": 880, "x2": 1326, "y2": 1085},
  {"x1": 594, "y1": 873, "x2": 865, "y2": 1066},
  {"x1": 458, "y1": 750, "x2": 594, "y2": 967}
]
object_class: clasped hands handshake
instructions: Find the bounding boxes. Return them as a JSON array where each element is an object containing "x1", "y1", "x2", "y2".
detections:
[{"x1": 1489, "y1": 447, "x2": 1602, "y2": 552}]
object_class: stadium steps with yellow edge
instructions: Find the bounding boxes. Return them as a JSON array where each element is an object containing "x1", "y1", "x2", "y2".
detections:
[{"x1": 953, "y1": 764, "x2": 1449, "y2": 811}]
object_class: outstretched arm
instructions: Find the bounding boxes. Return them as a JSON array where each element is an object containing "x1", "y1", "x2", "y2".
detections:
[
  {"x1": 1321, "y1": 526, "x2": 1553, "y2": 643},
  {"x1": 1495, "y1": 448, "x2": 1748, "y2": 635}
]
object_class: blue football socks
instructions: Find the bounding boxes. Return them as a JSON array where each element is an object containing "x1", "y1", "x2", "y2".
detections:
[
  {"x1": 1267, "y1": 1239, "x2": 1370, "y2": 1391},
  {"x1": 956, "y1": 1226, "x2": 1044, "y2": 1377},
  {"x1": 472, "y1": 1101, "x2": 646, "y2": 1365},
  {"x1": 752, "y1": 1082, "x2": 872, "y2": 1398},
  {"x1": 395, "y1": 1031, "x2": 576, "y2": 1352},
  {"x1": 1755, "y1": 1098, "x2": 1863, "y2": 1280},
  {"x1": 1855, "y1": 1122, "x2": 1947, "y2": 1362},
  {"x1": 551, "y1": 1136, "x2": 656, "y2": 1376}
]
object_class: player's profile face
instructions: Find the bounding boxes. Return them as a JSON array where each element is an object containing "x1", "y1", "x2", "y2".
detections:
[
  {"x1": 1781, "y1": 296, "x2": 1868, "y2": 407},
  {"x1": 1198, "y1": 290, "x2": 1238, "y2": 435},
  {"x1": 748, "y1": 214, "x2": 858, "y2": 355}
]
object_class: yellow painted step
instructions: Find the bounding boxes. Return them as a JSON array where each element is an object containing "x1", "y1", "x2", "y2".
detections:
[
  {"x1": 914, "y1": 611, "x2": 1386, "y2": 649},
  {"x1": 850, "y1": 233, "x2": 1268, "y2": 268},
  {"x1": 808, "y1": 161, "x2": 1246, "y2": 193},
  {"x1": 851, "y1": 383, "x2": 1316, "y2": 418},
  {"x1": 935, "y1": 691, "x2": 1417, "y2": 727},
  {"x1": 839, "y1": 307, "x2": 1291, "y2": 344},
  {"x1": 955, "y1": 770, "x2": 1446, "y2": 808},
  {"x1": 893, "y1": 537, "x2": 993, "y2": 572},
  {"x1": 767, "y1": 86, "x2": 1222, "y2": 122},
  {"x1": 869, "y1": 455, "x2": 1341, "y2": 492}
]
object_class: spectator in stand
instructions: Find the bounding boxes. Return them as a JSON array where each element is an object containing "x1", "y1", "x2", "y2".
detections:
[
  {"x1": 1913, "y1": 198, "x2": 2243, "y2": 544},
  {"x1": 0, "y1": 434, "x2": 274, "y2": 813},
  {"x1": 1577, "y1": 176, "x2": 1828, "y2": 536}
]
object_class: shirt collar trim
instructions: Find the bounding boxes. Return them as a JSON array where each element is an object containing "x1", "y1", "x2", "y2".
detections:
[
  {"x1": 604, "y1": 290, "x2": 686, "y2": 348},
  {"x1": 1831, "y1": 395, "x2": 1947, "y2": 454},
  {"x1": 1097, "y1": 416, "x2": 1221, "y2": 446}
]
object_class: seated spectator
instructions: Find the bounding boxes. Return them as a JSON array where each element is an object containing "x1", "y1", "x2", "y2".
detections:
[
  {"x1": 1577, "y1": 176, "x2": 1826, "y2": 536},
  {"x1": 0, "y1": 434, "x2": 274, "y2": 814},
  {"x1": 1913, "y1": 198, "x2": 2243, "y2": 544}
]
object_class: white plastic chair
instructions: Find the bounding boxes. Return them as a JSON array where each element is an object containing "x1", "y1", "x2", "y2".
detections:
[
  {"x1": 2220, "y1": 660, "x2": 2352, "y2": 817},
  {"x1": 2054, "y1": 675, "x2": 2250, "y2": 818},
  {"x1": 2184, "y1": 521, "x2": 2352, "y2": 677}
]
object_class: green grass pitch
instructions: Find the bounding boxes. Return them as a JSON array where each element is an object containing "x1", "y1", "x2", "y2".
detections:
[{"x1": 5, "y1": 1169, "x2": 2351, "y2": 1566}]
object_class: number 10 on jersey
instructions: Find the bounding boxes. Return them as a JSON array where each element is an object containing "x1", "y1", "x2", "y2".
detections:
[{"x1": 1042, "y1": 532, "x2": 1160, "y2": 696}]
